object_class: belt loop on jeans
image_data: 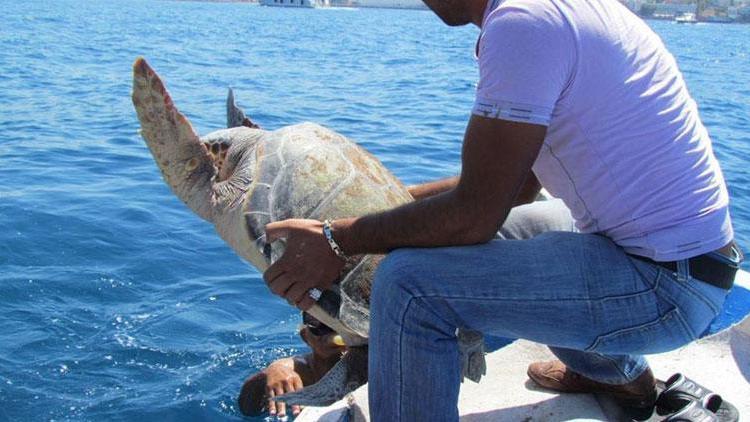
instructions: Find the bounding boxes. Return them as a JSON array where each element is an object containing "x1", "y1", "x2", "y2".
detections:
[{"x1": 676, "y1": 259, "x2": 690, "y2": 283}]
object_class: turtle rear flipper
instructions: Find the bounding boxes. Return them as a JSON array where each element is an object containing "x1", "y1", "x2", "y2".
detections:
[
  {"x1": 277, "y1": 346, "x2": 368, "y2": 407},
  {"x1": 226, "y1": 89, "x2": 260, "y2": 129}
]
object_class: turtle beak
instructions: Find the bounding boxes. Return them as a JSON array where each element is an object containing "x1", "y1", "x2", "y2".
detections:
[{"x1": 132, "y1": 58, "x2": 217, "y2": 222}]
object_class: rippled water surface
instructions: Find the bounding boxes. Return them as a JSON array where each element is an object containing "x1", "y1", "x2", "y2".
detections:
[{"x1": 1, "y1": 1, "x2": 749, "y2": 420}]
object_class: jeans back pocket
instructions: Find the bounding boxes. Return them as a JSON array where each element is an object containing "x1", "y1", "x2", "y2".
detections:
[{"x1": 585, "y1": 307, "x2": 694, "y2": 355}]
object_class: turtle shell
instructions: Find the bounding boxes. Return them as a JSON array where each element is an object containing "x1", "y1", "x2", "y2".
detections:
[{"x1": 239, "y1": 122, "x2": 412, "y2": 344}]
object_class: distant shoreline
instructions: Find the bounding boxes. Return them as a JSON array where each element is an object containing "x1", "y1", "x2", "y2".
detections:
[
  {"x1": 169, "y1": 0, "x2": 747, "y2": 20},
  {"x1": 169, "y1": 0, "x2": 429, "y2": 9},
  {"x1": 169, "y1": 0, "x2": 259, "y2": 3}
]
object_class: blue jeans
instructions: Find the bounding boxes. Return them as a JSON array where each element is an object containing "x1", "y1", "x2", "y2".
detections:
[{"x1": 368, "y1": 199, "x2": 730, "y2": 421}]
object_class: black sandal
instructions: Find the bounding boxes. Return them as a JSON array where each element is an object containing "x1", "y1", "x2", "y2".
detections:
[
  {"x1": 655, "y1": 373, "x2": 739, "y2": 422},
  {"x1": 661, "y1": 397, "x2": 719, "y2": 421}
]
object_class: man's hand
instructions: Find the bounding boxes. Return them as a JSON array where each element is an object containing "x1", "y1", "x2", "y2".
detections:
[
  {"x1": 264, "y1": 359, "x2": 304, "y2": 418},
  {"x1": 263, "y1": 219, "x2": 346, "y2": 311}
]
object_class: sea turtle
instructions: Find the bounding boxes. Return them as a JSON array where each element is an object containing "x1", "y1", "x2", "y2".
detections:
[{"x1": 131, "y1": 58, "x2": 486, "y2": 406}]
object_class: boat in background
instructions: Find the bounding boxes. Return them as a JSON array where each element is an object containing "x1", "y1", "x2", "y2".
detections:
[
  {"x1": 675, "y1": 12, "x2": 699, "y2": 23},
  {"x1": 259, "y1": 0, "x2": 329, "y2": 8},
  {"x1": 349, "y1": 0, "x2": 426, "y2": 9}
]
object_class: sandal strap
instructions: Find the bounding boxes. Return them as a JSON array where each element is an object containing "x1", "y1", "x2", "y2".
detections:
[
  {"x1": 656, "y1": 374, "x2": 739, "y2": 422},
  {"x1": 663, "y1": 374, "x2": 713, "y2": 400},
  {"x1": 663, "y1": 399, "x2": 719, "y2": 422},
  {"x1": 657, "y1": 373, "x2": 718, "y2": 414}
]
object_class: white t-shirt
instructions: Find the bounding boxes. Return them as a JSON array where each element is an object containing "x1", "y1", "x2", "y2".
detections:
[{"x1": 472, "y1": 0, "x2": 733, "y2": 261}]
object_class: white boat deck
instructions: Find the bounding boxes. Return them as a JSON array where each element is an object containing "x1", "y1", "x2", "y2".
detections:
[{"x1": 296, "y1": 271, "x2": 750, "y2": 421}]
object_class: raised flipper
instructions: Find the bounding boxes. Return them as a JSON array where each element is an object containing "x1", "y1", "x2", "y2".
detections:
[
  {"x1": 227, "y1": 88, "x2": 260, "y2": 129},
  {"x1": 132, "y1": 58, "x2": 217, "y2": 222}
]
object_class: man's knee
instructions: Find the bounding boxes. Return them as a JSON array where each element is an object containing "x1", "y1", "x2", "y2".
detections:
[
  {"x1": 500, "y1": 198, "x2": 576, "y2": 240},
  {"x1": 372, "y1": 248, "x2": 421, "y2": 307}
]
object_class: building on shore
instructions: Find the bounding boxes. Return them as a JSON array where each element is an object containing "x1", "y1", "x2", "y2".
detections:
[{"x1": 619, "y1": 0, "x2": 750, "y2": 22}]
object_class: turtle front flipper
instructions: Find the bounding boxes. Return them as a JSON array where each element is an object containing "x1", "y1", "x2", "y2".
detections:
[
  {"x1": 132, "y1": 58, "x2": 217, "y2": 222},
  {"x1": 276, "y1": 346, "x2": 368, "y2": 406}
]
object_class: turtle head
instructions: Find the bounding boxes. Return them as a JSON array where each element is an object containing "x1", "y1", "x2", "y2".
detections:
[{"x1": 132, "y1": 58, "x2": 262, "y2": 228}]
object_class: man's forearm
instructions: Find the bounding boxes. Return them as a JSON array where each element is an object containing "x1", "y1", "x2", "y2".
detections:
[
  {"x1": 332, "y1": 171, "x2": 541, "y2": 255},
  {"x1": 408, "y1": 173, "x2": 540, "y2": 205},
  {"x1": 332, "y1": 187, "x2": 512, "y2": 256}
]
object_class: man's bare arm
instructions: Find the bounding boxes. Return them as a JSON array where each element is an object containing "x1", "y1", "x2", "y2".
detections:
[
  {"x1": 333, "y1": 116, "x2": 546, "y2": 254},
  {"x1": 408, "y1": 173, "x2": 540, "y2": 204}
]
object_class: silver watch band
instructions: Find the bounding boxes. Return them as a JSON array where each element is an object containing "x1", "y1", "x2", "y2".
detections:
[{"x1": 322, "y1": 219, "x2": 347, "y2": 259}]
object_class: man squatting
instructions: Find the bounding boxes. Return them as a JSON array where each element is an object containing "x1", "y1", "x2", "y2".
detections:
[{"x1": 260, "y1": 0, "x2": 743, "y2": 419}]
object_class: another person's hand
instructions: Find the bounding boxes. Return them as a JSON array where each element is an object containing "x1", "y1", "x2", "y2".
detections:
[
  {"x1": 264, "y1": 359, "x2": 304, "y2": 418},
  {"x1": 264, "y1": 219, "x2": 346, "y2": 311},
  {"x1": 238, "y1": 357, "x2": 304, "y2": 418},
  {"x1": 238, "y1": 316, "x2": 346, "y2": 418}
]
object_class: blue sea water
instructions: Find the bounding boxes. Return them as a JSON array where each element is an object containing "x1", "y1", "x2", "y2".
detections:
[{"x1": 0, "y1": 0, "x2": 748, "y2": 420}]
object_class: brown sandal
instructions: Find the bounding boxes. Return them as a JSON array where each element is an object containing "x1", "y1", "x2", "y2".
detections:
[{"x1": 528, "y1": 360, "x2": 658, "y2": 420}]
